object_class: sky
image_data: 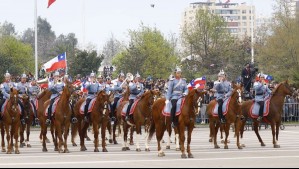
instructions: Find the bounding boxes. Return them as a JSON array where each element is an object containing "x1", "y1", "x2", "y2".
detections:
[{"x1": 0, "y1": 0, "x2": 275, "y2": 50}]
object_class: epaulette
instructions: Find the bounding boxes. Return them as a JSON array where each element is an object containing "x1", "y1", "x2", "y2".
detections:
[{"x1": 169, "y1": 78, "x2": 174, "y2": 81}]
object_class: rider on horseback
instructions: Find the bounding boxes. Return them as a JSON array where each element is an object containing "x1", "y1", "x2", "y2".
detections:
[
  {"x1": 125, "y1": 72, "x2": 144, "y2": 121},
  {"x1": 28, "y1": 78, "x2": 40, "y2": 123},
  {"x1": 0, "y1": 71, "x2": 15, "y2": 122},
  {"x1": 15, "y1": 73, "x2": 30, "y2": 125},
  {"x1": 110, "y1": 72, "x2": 125, "y2": 122},
  {"x1": 253, "y1": 72, "x2": 272, "y2": 121},
  {"x1": 213, "y1": 70, "x2": 232, "y2": 124},
  {"x1": 166, "y1": 67, "x2": 188, "y2": 128},
  {"x1": 46, "y1": 71, "x2": 64, "y2": 125}
]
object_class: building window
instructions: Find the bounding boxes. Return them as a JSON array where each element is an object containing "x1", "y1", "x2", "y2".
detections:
[
  {"x1": 243, "y1": 22, "x2": 247, "y2": 26},
  {"x1": 242, "y1": 16, "x2": 247, "y2": 20},
  {"x1": 242, "y1": 10, "x2": 246, "y2": 14}
]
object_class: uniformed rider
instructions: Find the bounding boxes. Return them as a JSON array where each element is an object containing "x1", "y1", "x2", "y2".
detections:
[
  {"x1": 0, "y1": 71, "x2": 15, "y2": 121},
  {"x1": 165, "y1": 67, "x2": 188, "y2": 128},
  {"x1": 28, "y1": 78, "x2": 40, "y2": 123},
  {"x1": 253, "y1": 73, "x2": 272, "y2": 121},
  {"x1": 125, "y1": 72, "x2": 144, "y2": 121},
  {"x1": 84, "y1": 71, "x2": 100, "y2": 122},
  {"x1": 46, "y1": 71, "x2": 65, "y2": 125},
  {"x1": 15, "y1": 73, "x2": 30, "y2": 125},
  {"x1": 110, "y1": 72, "x2": 125, "y2": 122},
  {"x1": 213, "y1": 70, "x2": 232, "y2": 124}
]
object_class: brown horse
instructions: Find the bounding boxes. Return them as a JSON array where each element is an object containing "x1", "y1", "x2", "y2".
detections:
[
  {"x1": 19, "y1": 92, "x2": 35, "y2": 148},
  {"x1": 207, "y1": 84, "x2": 244, "y2": 150},
  {"x1": 240, "y1": 81, "x2": 293, "y2": 148},
  {"x1": 120, "y1": 90, "x2": 158, "y2": 152},
  {"x1": 41, "y1": 81, "x2": 73, "y2": 153},
  {"x1": 149, "y1": 89, "x2": 205, "y2": 158},
  {"x1": 37, "y1": 89, "x2": 52, "y2": 143},
  {"x1": 74, "y1": 90, "x2": 110, "y2": 152},
  {"x1": 1, "y1": 88, "x2": 21, "y2": 154}
]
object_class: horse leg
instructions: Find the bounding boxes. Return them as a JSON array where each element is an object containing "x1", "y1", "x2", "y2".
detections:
[
  {"x1": 5, "y1": 124, "x2": 11, "y2": 154},
  {"x1": 55, "y1": 121, "x2": 63, "y2": 153},
  {"x1": 51, "y1": 124, "x2": 55, "y2": 143},
  {"x1": 1, "y1": 123, "x2": 6, "y2": 152},
  {"x1": 80, "y1": 122, "x2": 89, "y2": 151},
  {"x1": 179, "y1": 123, "x2": 187, "y2": 159},
  {"x1": 107, "y1": 121, "x2": 113, "y2": 144},
  {"x1": 14, "y1": 123, "x2": 20, "y2": 154},
  {"x1": 271, "y1": 122, "x2": 280, "y2": 148},
  {"x1": 19, "y1": 124, "x2": 25, "y2": 148},
  {"x1": 209, "y1": 120, "x2": 213, "y2": 143},
  {"x1": 135, "y1": 125, "x2": 141, "y2": 152},
  {"x1": 166, "y1": 123, "x2": 171, "y2": 150},
  {"x1": 41, "y1": 124, "x2": 48, "y2": 152},
  {"x1": 124, "y1": 124, "x2": 130, "y2": 150},
  {"x1": 276, "y1": 121, "x2": 280, "y2": 141},
  {"x1": 224, "y1": 123, "x2": 230, "y2": 149},
  {"x1": 253, "y1": 121, "x2": 265, "y2": 146},
  {"x1": 71, "y1": 122, "x2": 78, "y2": 147},
  {"x1": 112, "y1": 121, "x2": 118, "y2": 144},
  {"x1": 26, "y1": 122, "x2": 31, "y2": 148},
  {"x1": 187, "y1": 125, "x2": 194, "y2": 158},
  {"x1": 92, "y1": 121, "x2": 99, "y2": 152},
  {"x1": 235, "y1": 119, "x2": 243, "y2": 149},
  {"x1": 156, "y1": 122, "x2": 165, "y2": 157},
  {"x1": 63, "y1": 122, "x2": 71, "y2": 153},
  {"x1": 129, "y1": 127, "x2": 134, "y2": 145},
  {"x1": 120, "y1": 123, "x2": 126, "y2": 151},
  {"x1": 101, "y1": 119, "x2": 108, "y2": 152},
  {"x1": 144, "y1": 126, "x2": 150, "y2": 152}
]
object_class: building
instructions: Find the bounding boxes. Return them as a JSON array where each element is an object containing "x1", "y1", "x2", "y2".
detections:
[{"x1": 181, "y1": 0, "x2": 256, "y2": 39}]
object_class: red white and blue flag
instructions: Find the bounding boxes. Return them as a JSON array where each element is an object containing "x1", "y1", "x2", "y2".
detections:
[
  {"x1": 188, "y1": 76, "x2": 206, "y2": 90},
  {"x1": 42, "y1": 53, "x2": 66, "y2": 72},
  {"x1": 255, "y1": 74, "x2": 274, "y2": 84}
]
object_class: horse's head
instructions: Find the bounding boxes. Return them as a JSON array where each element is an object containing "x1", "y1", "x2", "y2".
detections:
[
  {"x1": 140, "y1": 90, "x2": 158, "y2": 107},
  {"x1": 63, "y1": 81, "x2": 75, "y2": 98},
  {"x1": 186, "y1": 89, "x2": 206, "y2": 115},
  {"x1": 232, "y1": 83, "x2": 243, "y2": 104},
  {"x1": 96, "y1": 90, "x2": 110, "y2": 112},
  {"x1": 272, "y1": 80, "x2": 294, "y2": 97}
]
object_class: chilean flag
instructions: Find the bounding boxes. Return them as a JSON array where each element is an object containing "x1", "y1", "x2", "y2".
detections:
[
  {"x1": 48, "y1": 0, "x2": 56, "y2": 8},
  {"x1": 42, "y1": 53, "x2": 66, "y2": 72},
  {"x1": 188, "y1": 76, "x2": 206, "y2": 90},
  {"x1": 255, "y1": 74, "x2": 274, "y2": 84},
  {"x1": 81, "y1": 80, "x2": 88, "y2": 93}
]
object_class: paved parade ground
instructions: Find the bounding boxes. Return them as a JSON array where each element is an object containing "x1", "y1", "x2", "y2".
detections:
[{"x1": 0, "y1": 125, "x2": 298, "y2": 168}]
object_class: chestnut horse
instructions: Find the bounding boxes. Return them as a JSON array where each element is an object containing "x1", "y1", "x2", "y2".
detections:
[
  {"x1": 120, "y1": 90, "x2": 158, "y2": 152},
  {"x1": 37, "y1": 89, "x2": 52, "y2": 143},
  {"x1": 41, "y1": 81, "x2": 73, "y2": 153},
  {"x1": 148, "y1": 89, "x2": 205, "y2": 158},
  {"x1": 207, "y1": 84, "x2": 244, "y2": 149},
  {"x1": 240, "y1": 81, "x2": 293, "y2": 148},
  {"x1": 19, "y1": 91, "x2": 35, "y2": 148},
  {"x1": 74, "y1": 90, "x2": 110, "y2": 152},
  {"x1": 1, "y1": 88, "x2": 21, "y2": 154}
]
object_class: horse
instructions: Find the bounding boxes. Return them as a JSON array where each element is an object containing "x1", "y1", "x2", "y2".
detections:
[
  {"x1": 120, "y1": 90, "x2": 158, "y2": 152},
  {"x1": 148, "y1": 89, "x2": 205, "y2": 158},
  {"x1": 41, "y1": 81, "x2": 74, "y2": 153},
  {"x1": 1, "y1": 88, "x2": 21, "y2": 154},
  {"x1": 37, "y1": 89, "x2": 52, "y2": 143},
  {"x1": 207, "y1": 84, "x2": 244, "y2": 150},
  {"x1": 19, "y1": 91, "x2": 35, "y2": 148},
  {"x1": 74, "y1": 90, "x2": 110, "y2": 152},
  {"x1": 240, "y1": 81, "x2": 293, "y2": 148}
]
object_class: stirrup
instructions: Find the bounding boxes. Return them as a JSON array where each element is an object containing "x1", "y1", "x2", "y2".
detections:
[
  {"x1": 72, "y1": 117, "x2": 78, "y2": 124},
  {"x1": 21, "y1": 119, "x2": 26, "y2": 125},
  {"x1": 220, "y1": 118, "x2": 226, "y2": 124},
  {"x1": 171, "y1": 122, "x2": 177, "y2": 128},
  {"x1": 35, "y1": 118, "x2": 39, "y2": 124},
  {"x1": 45, "y1": 119, "x2": 51, "y2": 125},
  {"x1": 125, "y1": 116, "x2": 130, "y2": 121},
  {"x1": 84, "y1": 116, "x2": 89, "y2": 123},
  {"x1": 257, "y1": 116, "x2": 263, "y2": 122}
]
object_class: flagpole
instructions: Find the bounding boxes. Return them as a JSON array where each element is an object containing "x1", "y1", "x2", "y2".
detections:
[
  {"x1": 34, "y1": 0, "x2": 38, "y2": 78},
  {"x1": 251, "y1": 0, "x2": 254, "y2": 63},
  {"x1": 65, "y1": 52, "x2": 68, "y2": 74}
]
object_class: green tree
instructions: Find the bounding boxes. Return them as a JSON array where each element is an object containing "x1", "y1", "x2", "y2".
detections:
[
  {"x1": 112, "y1": 25, "x2": 178, "y2": 79},
  {"x1": 0, "y1": 21, "x2": 16, "y2": 36},
  {"x1": 101, "y1": 34, "x2": 123, "y2": 66}
]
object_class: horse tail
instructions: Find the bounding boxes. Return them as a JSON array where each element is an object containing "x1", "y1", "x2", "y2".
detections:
[{"x1": 148, "y1": 121, "x2": 156, "y2": 142}]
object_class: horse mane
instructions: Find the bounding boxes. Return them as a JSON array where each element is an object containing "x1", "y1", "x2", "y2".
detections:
[
  {"x1": 140, "y1": 90, "x2": 152, "y2": 100},
  {"x1": 271, "y1": 83, "x2": 283, "y2": 96}
]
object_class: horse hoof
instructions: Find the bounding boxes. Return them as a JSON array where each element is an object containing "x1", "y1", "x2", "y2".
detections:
[
  {"x1": 130, "y1": 142, "x2": 134, "y2": 146},
  {"x1": 102, "y1": 148, "x2": 108, "y2": 152},
  {"x1": 122, "y1": 147, "x2": 127, "y2": 151},
  {"x1": 94, "y1": 148, "x2": 99, "y2": 152},
  {"x1": 2, "y1": 148, "x2": 6, "y2": 153},
  {"x1": 188, "y1": 154, "x2": 194, "y2": 158},
  {"x1": 145, "y1": 148, "x2": 150, "y2": 152},
  {"x1": 109, "y1": 139, "x2": 113, "y2": 144},
  {"x1": 80, "y1": 147, "x2": 87, "y2": 151},
  {"x1": 86, "y1": 137, "x2": 91, "y2": 141},
  {"x1": 20, "y1": 144, "x2": 24, "y2": 148},
  {"x1": 274, "y1": 145, "x2": 280, "y2": 148},
  {"x1": 261, "y1": 143, "x2": 266, "y2": 147},
  {"x1": 224, "y1": 145, "x2": 229, "y2": 149},
  {"x1": 27, "y1": 144, "x2": 31, "y2": 148},
  {"x1": 221, "y1": 140, "x2": 225, "y2": 144},
  {"x1": 181, "y1": 154, "x2": 187, "y2": 159},
  {"x1": 158, "y1": 152, "x2": 165, "y2": 157},
  {"x1": 241, "y1": 144, "x2": 246, "y2": 148},
  {"x1": 7, "y1": 151, "x2": 12, "y2": 154},
  {"x1": 175, "y1": 148, "x2": 180, "y2": 151},
  {"x1": 209, "y1": 139, "x2": 212, "y2": 143},
  {"x1": 166, "y1": 146, "x2": 170, "y2": 150},
  {"x1": 72, "y1": 143, "x2": 77, "y2": 147},
  {"x1": 114, "y1": 141, "x2": 118, "y2": 145},
  {"x1": 227, "y1": 140, "x2": 231, "y2": 143},
  {"x1": 162, "y1": 140, "x2": 165, "y2": 143},
  {"x1": 214, "y1": 145, "x2": 220, "y2": 149},
  {"x1": 136, "y1": 148, "x2": 141, "y2": 152},
  {"x1": 238, "y1": 146, "x2": 243, "y2": 150},
  {"x1": 54, "y1": 147, "x2": 59, "y2": 151},
  {"x1": 42, "y1": 148, "x2": 48, "y2": 152},
  {"x1": 126, "y1": 147, "x2": 130, "y2": 151},
  {"x1": 15, "y1": 150, "x2": 20, "y2": 154},
  {"x1": 64, "y1": 149, "x2": 70, "y2": 153},
  {"x1": 46, "y1": 139, "x2": 51, "y2": 144}
]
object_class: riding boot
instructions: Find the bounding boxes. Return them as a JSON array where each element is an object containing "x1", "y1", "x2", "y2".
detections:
[
  {"x1": 84, "y1": 98, "x2": 92, "y2": 123},
  {"x1": 217, "y1": 99, "x2": 225, "y2": 124},
  {"x1": 31, "y1": 100, "x2": 39, "y2": 124},
  {"x1": 18, "y1": 100, "x2": 26, "y2": 125},
  {"x1": 257, "y1": 101, "x2": 264, "y2": 121},
  {"x1": 71, "y1": 102, "x2": 78, "y2": 124},
  {"x1": 46, "y1": 99, "x2": 55, "y2": 125},
  {"x1": 171, "y1": 99, "x2": 178, "y2": 128},
  {"x1": 110, "y1": 97, "x2": 119, "y2": 122},
  {"x1": 126, "y1": 99, "x2": 134, "y2": 121}
]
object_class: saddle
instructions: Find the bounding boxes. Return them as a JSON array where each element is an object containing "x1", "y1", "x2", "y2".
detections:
[
  {"x1": 44, "y1": 97, "x2": 60, "y2": 117},
  {"x1": 249, "y1": 98, "x2": 271, "y2": 118},
  {"x1": 121, "y1": 99, "x2": 140, "y2": 117},
  {"x1": 79, "y1": 98, "x2": 97, "y2": 115},
  {"x1": 162, "y1": 98, "x2": 185, "y2": 117},
  {"x1": 211, "y1": 97, "x2": 231, "y2": 117}
]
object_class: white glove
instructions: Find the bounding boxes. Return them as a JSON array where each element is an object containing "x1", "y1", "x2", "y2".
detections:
[
  {"x1": 183, "y1": 93, "x2": 187, "y2": 97},
  {"x1": 165, "y1": 100, "x2": 170, "y2": 105}
]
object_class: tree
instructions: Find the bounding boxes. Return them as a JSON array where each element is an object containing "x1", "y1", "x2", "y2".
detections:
[
  {"x1": 0, "y1": 21, "x2": 16, "y2": 36},
  {"x1": 112, "y1": 25, "x2": 178, "y2": 79},
  {"x1": 69, "y1": 49, "x2": 103, "y2": 77},
  {"x1": 101, "y1": 34, "x2": 123, "y2": 66},
  {"x1": 0, "y1": 36, "x2": 34, "y2": 77}
]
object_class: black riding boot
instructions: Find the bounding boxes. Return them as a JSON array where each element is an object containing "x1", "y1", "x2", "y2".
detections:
[
  {"x1": 70, "y1": 102, "x2": 78, "y2": 124},
  {"x1": 171, "y1": 99, "x2": 178, "y2": 128},
  {"x1": 257, "y1": 101, "x2": 264, "y2": 121},
  {"x1": 217, "y1": 99, "x2": 226, "y2": 124},
  {"x1": 126, "y1": 99, "x2": 134, "y2": 121},
  {"x1": 18, "y1": 100, "x2": 26, "y2": 125},
  {"x1": 110, "y1": 97, "x2": 119, "y2": 122},
  {"x1": 46, "y1": 98, "x2": 55, "y2": 125},
  {"x1": 31, "y1": 100, "x2": 39, "y2": 124},
  {"x1": 84, "y1": 98, "x2": 92, "y2": 123}
]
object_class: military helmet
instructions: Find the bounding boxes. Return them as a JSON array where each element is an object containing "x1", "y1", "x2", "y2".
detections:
[
  {"x1": 4, "y1": 70, "x2": 11, "y2": 77},
  {"x1": 97, "y1": 74, "x2": 103, "y2": 79},
  {"x1": 90, "y1": 71, "x2": 95, "y2": 77},
  {"x1": 218, "y1": 69, "x2": 226, "y2": 77},
  {"x1": 21, "y1": 73, "x2": 27, "y2": 79},
  {"x1": 135, "y1": 72, "x2": 141, "y2": 78},
  {"x1": 174, "y1": 67, "x2": 182, "y2": 73},
  {"x1": 106, "y1": 76, "x2": 111, "y2": 81},
  {"x1": 118, "y1": 71, "x2": 125, "y2": 78},
  {"x1": 258, "y1": 72, "x2": 266, "y2": 79}
]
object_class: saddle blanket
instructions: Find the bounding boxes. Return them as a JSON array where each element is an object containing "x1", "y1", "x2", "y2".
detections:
[
  {"x1": 116, "y1": 97, "x2": 124, "y2": 108},
  {"x1": 162, "y1": 98, "x2": 186, "y2": 117},
  {"x1": 1, "y1": 100, "x2": 22, "y2": 117},
  {"x1": 79, "y1": 98, "x2": 97, "y2": 115},
  {"x1": 44, "y1": 97, "x2": 60, "y2": 117},
  {"x1": 121, "y1": 99, "x2": 140, "y2": 116},
  {"x1": 249, "y1": 99, "x2": 270, "y2": 118},
  {"x1": 212, "y1": 97, "x2": 231, "y2": 117}
]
